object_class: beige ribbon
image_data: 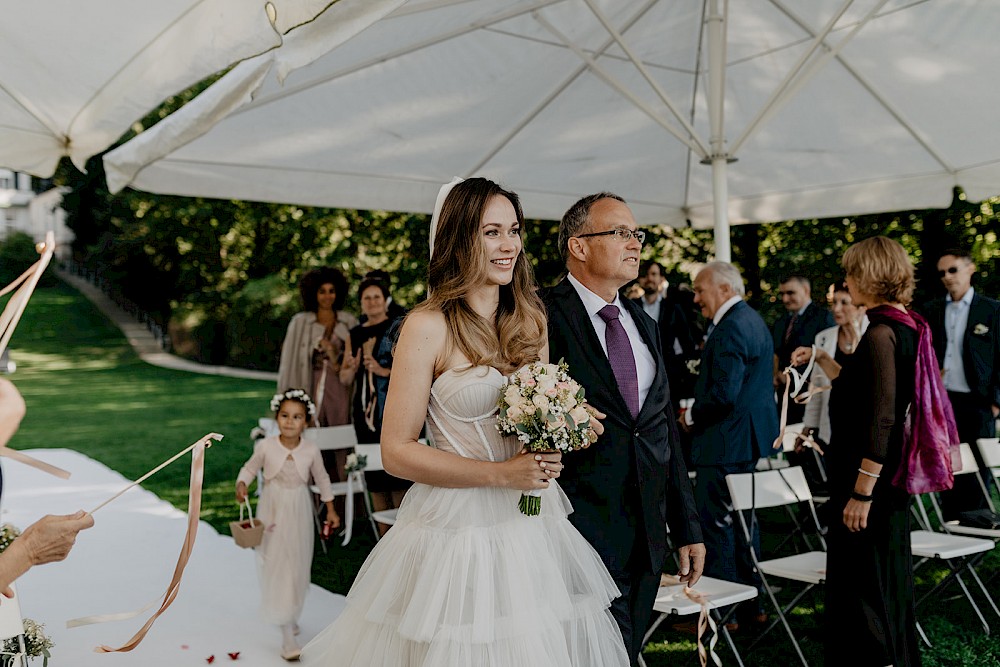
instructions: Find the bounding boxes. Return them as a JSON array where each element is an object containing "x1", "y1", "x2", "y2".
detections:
[
  {"x1": 0, "y1": 231, "x2": 71, "y2": 480},
  {"x1": 67, "y1": 433, "x2": 223, "y2": 654},
  {"x1": 772, "y1": 345, "x2": 821, "y2": 451},
  {"x1": 659, "y1": 573, "x2": 721, "y2": 667}
]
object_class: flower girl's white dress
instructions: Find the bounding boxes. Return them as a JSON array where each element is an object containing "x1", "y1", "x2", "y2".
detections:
[{"x1": 301, "y1": 366, "x2": 629, "y2": 666}]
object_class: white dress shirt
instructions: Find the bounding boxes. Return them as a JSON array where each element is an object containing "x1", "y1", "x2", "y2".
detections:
[
  {"x1": 943, "y1": 287, "x2": 974, "y2": 393},
  {"x1": 567, "y1": 273, "x2": 655, "y2": 408}
]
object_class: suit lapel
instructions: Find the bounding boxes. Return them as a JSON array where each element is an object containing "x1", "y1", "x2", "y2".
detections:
[{"x1": 550, "y1": 281, "x2": 626, "y2": 413}]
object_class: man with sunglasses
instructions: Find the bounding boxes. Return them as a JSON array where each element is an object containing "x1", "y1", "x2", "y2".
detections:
[
  {"x1": 544, "y1": 193, "x2": 704, "y2": 665},
  {"x1": 922, "y1": 249, "x2": 1000, "y2": 525}
]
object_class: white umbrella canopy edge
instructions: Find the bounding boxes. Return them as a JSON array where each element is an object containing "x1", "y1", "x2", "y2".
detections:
[
  {"x1": 104, "y1": 0, "x2": 410, "y2": 193},
  {"x1": 104, "y1": 0, "x2": 1000, "y2": 259},
  {"x1": 0, "y1": 0, "x2": 339, "y2": 177}
]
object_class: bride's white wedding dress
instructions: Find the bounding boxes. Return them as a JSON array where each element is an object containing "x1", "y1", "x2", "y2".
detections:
[{"x1": 302, "y1": 365, "x2": 628, "y2": 666}]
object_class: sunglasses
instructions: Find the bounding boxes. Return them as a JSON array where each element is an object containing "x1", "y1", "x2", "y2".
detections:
[{"x1": 937, "y1": 267, "x2": 962, "y2": 277}]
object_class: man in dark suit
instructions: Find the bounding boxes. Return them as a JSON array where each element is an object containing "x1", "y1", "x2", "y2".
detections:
[
  {"x1": 632, "y1": 261, "x2": 702, "y2": 407},
  {"x1": 544, "y1": 193, "x2": 704, "y2": 665},
  {"x1": 771, "y1": 275, "x2": 834, "y2": 424},
  {"x1": 922, "y1": 249, "x2": 1000, "y2": 522},
  {"x1": 684, "y1": 261, "x2": 778, "y2": 622}
]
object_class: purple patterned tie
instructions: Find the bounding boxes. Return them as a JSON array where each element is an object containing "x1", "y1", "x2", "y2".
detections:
[{"x1": 598, "y1": 304, "x2": 640, "y2": 418}]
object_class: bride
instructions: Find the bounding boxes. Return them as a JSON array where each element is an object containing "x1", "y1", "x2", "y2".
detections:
[{"x1": 301, "y1": 177, "x2": 629, "y2": 665}]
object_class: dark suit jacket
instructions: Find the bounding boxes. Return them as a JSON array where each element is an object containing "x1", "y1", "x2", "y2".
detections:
[
  {"x1": 692, "y1": 300, "x2": 779, "y2": 465},
  {"x1": 922, "y1": 292, "x2": 1000, "y2": 408},
  {"x1": 631, "y1": 296, "x2": 701, "y2": 403},
  {"x1": 772, "y1": 301, "x2": 835, "y2": 368},
  {"x1": 544, "y1": 279, "x2": 702, "y2": 574}
]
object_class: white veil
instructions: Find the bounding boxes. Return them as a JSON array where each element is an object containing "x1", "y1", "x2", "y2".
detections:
[{"x1": 428, "y1": 177, "x2": 464, "y2": 259}]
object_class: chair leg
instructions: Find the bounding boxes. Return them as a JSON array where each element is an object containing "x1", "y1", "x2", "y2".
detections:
[
  {"x1": 756, "y1": 578, "x2": 811, "y2": 667},
  {"x1": 967, "y1": 563, "x2": 1000, "y2": 621},
  {"x1": 713, "y1": 608, "x2": 747, "y2": 667},
  {"x1": 916, "y1": 621, "x2": 932, "y2": 648}
]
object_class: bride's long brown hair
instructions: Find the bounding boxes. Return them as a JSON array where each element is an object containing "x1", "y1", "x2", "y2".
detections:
[{"x1": 413, "y1": 178, "x2": 546, "y2": 375}]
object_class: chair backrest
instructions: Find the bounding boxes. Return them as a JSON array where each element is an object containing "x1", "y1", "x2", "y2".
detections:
[
  {"x1": 727, "y1": 466, "x2": 814, "y2": 511},
  {"x1": 779, "y1": 422, "x2": 806, "y2": 453},
  {"x1": 353, "y1": 443, "x2": 385, "y2": 472},
  {"x1": 977, "y1": 438, "x2": 1000, "y2": 471},
  {"x1": 257, "y1": 417, "x2": 279, "y2": 437},
  {"x1": 955, "y1": 442, "x2": 980, "y2": 476},
  {"x1": 0, "y1": 584, "x2": 24, "y2": 641},
  {"x1": 304, "y1": 425, "x2": 358, "y2": 451}
]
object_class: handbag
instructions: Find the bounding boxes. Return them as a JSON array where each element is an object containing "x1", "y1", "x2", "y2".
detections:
[
  {"x1": 229, "y1": 498, "x2": 265, "y2": 548},
  {"x1": 955, "y1": 508, "x2": 1000, "y2": 530}
]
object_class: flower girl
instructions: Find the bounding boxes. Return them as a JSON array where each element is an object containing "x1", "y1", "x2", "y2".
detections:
[{"x1": 236, "y1": 389, "x2": 340, "y2": 661}]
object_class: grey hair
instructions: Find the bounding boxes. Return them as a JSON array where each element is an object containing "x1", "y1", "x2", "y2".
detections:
[
  {"x1": 701, "y1": 261, "x2": 746, "y2": 297},
  {"x1": 558, "y1": 192, "x2": 627, "y2": 265}
]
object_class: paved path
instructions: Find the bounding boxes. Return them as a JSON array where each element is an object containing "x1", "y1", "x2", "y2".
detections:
[{"x1": 57, "y1": 268, "x2": 278, "y2": 383}]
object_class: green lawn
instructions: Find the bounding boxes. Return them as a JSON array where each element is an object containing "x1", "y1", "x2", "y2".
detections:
[{"x1": 7, "y1": 280, "x2": 1000, "y2": 665}]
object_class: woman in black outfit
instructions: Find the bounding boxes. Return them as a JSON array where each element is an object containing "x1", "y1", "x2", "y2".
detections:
[
  {"x1": 792, "y1": 236, "x2": 922, "y2": 666},
  {"x1": 340, "y1": 277, "x2": 410, "y2": 533}
]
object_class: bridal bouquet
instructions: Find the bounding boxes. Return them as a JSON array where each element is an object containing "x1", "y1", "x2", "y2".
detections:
[
  {"x1": 0, "y1": 523, "x2": 21, "y2": 554},
  {"x1": 3, "y1": 618, "x2": 53, "y2": 667},
  {"x1": 344, "y1": 452, "x2": 367, "y2": 474},
  {"x1": 496, "y1": 361, "x2": 597, "y2": 516}
]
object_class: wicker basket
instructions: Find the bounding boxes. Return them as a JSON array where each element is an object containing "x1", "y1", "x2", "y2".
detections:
[{"x1": 230, "y1": 498, "x2": 264, "y2": 548}]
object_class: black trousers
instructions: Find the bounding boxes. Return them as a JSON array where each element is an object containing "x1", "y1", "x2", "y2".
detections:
[
  {"x1": 606, "y1": 522, "x2": 660, "y2": 667},
  {"x1": 941, "y1": 390, "x2": 997, "y2": 520}
]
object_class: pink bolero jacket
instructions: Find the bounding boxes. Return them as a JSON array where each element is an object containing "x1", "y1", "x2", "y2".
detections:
[{"x1": 237, "y1": 435, "x2": 334, "y2": 502}]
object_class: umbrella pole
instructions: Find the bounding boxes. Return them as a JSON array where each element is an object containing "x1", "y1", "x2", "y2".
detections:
[
  {"x1": 706, "y1": 0, "x2": 731, "y2": 263},
  {"x1": 711, "y1": 156, "x2": 732, "y2": 263}
]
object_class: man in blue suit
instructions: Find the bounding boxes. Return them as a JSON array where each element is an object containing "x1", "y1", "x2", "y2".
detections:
[{"x1": 683, "y1": 261, "x2": 778, "y2": 623}]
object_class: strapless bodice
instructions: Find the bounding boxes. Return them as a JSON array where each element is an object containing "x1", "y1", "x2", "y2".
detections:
[{"x1": 426, "y1": 366, "x2": 518, "y2": 462}]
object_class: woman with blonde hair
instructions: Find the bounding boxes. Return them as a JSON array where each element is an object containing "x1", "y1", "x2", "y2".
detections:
[
  {"x1": 301, "y1": 177, "x2": 628, "y2": 666},
  {"x1": 792, "y1": 236, "x2": 952, "y2": 666}
]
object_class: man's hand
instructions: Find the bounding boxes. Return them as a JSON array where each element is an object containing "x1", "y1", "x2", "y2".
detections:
[{"x1": 676, "y1": 542, "x2": 706, "y2": 587}]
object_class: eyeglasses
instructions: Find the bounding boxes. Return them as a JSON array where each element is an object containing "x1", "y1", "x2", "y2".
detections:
[
  {"x1": 575, "y1": 227, "x2": 646, "y2": 244},
  {"x1": 938, "y1": 266, "x2": 961, "y2": 277}
]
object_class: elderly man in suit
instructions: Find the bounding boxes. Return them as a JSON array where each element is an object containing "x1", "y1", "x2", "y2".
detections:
[
  {"x1": 772, "y1": 275, "x2": 835, "y2": 424},
  {"x1": 684, "y1": 261, "x2": 778, "y2": 624},
  {"x1": 544, "y1": 193, "x2": 705, "y2": 665},
  {"x1": 923, "y1": 248, "x2": 1000, "y2": 522}
]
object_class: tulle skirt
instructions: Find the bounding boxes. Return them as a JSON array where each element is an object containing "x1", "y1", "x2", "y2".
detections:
[
  {"x1": 256, "y1": 482, "x2": 314, "y2": 625},
  {"x1": 301, "y1": 481, "x2": 628, "y2": 666}
]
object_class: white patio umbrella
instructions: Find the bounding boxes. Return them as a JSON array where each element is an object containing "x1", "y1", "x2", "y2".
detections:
[
  {"x1": 0, "y1": 0, "x2": 378, "y2": 178},
  {"x1": 105, "y1": 0, "x2": 1000, "y2": 261}
]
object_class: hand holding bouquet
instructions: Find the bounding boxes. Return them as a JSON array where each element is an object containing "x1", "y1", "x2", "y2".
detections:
[{"x1": 496, "y1": 361, "x2": 598, "y2": 515}]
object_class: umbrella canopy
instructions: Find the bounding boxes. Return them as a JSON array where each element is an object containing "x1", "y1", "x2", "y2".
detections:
[
  {"x1": 0, "y1": 0, "x2": 351, "y2": 177},
  {"x1": 105, "y1": 0, "x2": 1000, "y2": 261}
]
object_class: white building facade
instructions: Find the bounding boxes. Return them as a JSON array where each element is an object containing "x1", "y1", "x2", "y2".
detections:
[{"x1": 0, "y1": 169, "x2": 73, "y2": 260}]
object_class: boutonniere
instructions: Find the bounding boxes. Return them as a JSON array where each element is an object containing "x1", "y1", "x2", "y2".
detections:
[
  {"x1": 685, "y1": 358, "x2": 701, "y2": 375},
  {"x1": 974, "y1": 323, "x2": 990, "y2": 336}
]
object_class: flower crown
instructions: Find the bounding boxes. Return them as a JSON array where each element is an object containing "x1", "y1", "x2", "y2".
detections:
[{"x1": 270, "y1": 389, "x2": 317, "y2": 416}]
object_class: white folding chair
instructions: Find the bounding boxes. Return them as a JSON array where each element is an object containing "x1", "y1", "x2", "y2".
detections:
[
  {"x1": 910, "y1": 443, "x2": 1000, "y2": 636},
  {"x1": 0, "y1": 585, "x2": 27, "y2": 667},
  {"x1": 976, "y1": 437, "x2": 1000, "y2": 514},
  {"x1": 727, "y1": 466, "x2": 827, "y2": 667},
  {"x1": 353, "y1": 443, "x2": 398, "y2": 539},
  {"x1": 303, "y1": 425, "x2": 368, "y2": 550},
  {"x1": 638, "y1": 576, "x2": 758, "y2": 667}
]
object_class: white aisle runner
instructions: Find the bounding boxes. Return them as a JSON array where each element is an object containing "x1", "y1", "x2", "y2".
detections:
[{"x1": 2, "y1": 449, "x2": 346, "y2": 666}]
